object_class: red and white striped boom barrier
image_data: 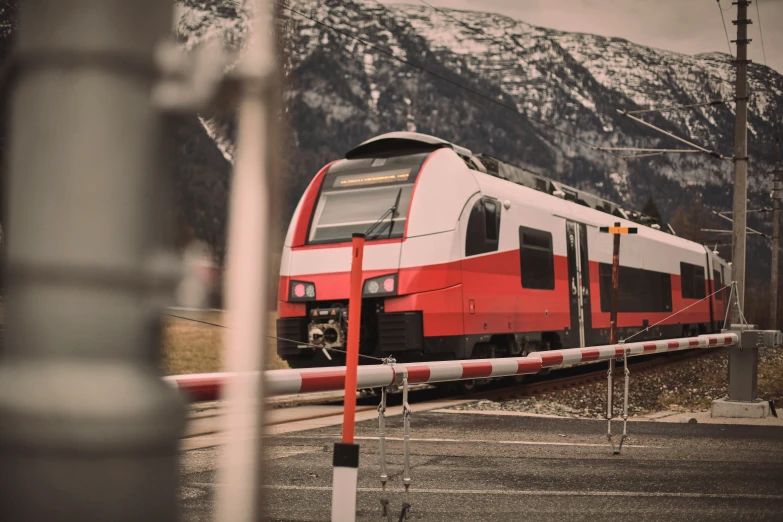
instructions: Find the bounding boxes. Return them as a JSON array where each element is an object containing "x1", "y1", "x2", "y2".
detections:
[{"x1": 165, "y1": 333, "x2": 738, "y2": 401}]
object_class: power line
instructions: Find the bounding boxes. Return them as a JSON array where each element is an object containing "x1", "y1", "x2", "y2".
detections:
[
  {"x1": 755, "y1": 0, "x2": 768, "y2": 67},
  {"x1": 716, "y1": 0, "x2": 734, "y2": 58},
  {"x1": 279, "y1": 2, "x2": 622, "y2": 158},
  {"x1": 626, "y1": 98, "x2": 733, "y2": 115},
  {"x1": 717, "y1": 0, "x2": 733, "y2": 11}
]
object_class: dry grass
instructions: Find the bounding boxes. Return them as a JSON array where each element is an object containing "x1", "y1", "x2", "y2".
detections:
[
  {"x1": 161, "y1": 310, "x2": 290, "y2": 375},
  {"x1": 0, "y1": 300, "x2": 288, "y2": 376}
]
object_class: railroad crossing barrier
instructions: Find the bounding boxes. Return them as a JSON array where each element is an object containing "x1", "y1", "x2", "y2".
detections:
[
  {"x1": 166, "y1": 333, "x2": 738, "y2": 398},
  {"x1": 714, "y1": 325, "x2": 783, "y2": 418},
  {"x1": 168, "y1": 328, "x2": 781, "y2": 521}
]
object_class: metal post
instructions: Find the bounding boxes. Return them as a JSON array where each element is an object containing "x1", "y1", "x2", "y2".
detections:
[
  {"x1": 725, "y1": 281, "x2": 758, "y2": 402},
  {"x1": 620, "y1": 347, "x2": 629, "y2": 450},
  {"x1": 609, "y1": 221, "x2": 621, "y2": 417},
  {"x1": 378, "y1": 386, "x2": 391, "y2": 520},
  {"x1": 729, "y1": 344, "x2": 759, "y2": 401},
  {"x1": 213, "y1": 1, "x2": 279, "y2": 521},
  {"x1": 730, "y1": 0, "x2": 751, "y2": 323},
  {"x1": 712, "y1": 301, "x2": 782, "y2": 417},
  {"x1": 0, "y1": 1, "x2": 185, "y2": 521},
  {"x1": 331, "y1": 232, "x2": 365, "y2": 522},
  {"x1": 599, "y1": 223, "x2": 637, "y2": 453},
  {"x1": 400, "y1": 376, "x2": 412, "y2": 521}
]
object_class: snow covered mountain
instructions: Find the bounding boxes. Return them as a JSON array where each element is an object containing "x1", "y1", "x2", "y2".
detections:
[{"x1": 175, "y1": 0, "x2": 782, "y2": 220}]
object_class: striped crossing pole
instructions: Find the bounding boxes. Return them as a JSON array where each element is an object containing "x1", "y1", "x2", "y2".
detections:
[
  {"x1": 331, "y1": 233, "x2": 365, "y2": 522},
  {"x1": 166, "y1": 333, "x2": 739, "y2": 399}
]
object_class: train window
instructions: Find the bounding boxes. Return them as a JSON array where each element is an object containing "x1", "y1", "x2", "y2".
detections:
[
  {"x1": 519, "y1": 226, "x2": 555, "y2": 290},
  {"x1": 680, "y1": 262, "x2": 706, "y2": 299},
  {"x1": 484, "y1": 199, "x2": 499, "y2": 240},
  {"x1": 308, "y1": 183, "x2": 414, "y2": 243},
  {"x1": 465, "y1": 197, "x2": 501, "y2": 257},
  {"x1": 598, "y1": 264, "x2": 672, "y2": 313},
  {"x1": 713, "y1": 269, "x2": 723, "y2": 300}
]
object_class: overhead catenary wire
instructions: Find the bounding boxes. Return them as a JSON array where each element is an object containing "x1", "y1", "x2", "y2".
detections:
[
  {"x1": 754, "y1": 0, "x2": 768, "y2": 67},
  {"x1": 616, "y1": 109, "x2": 728, "y2": 159},
  {"x1": 278, "y1": 2, "x2": 623, "y2": 160},
  {"x1": 716, "y1": 0, "x2": 734, "y2": 58},
  {"x1": 626, "y1": 98, "x2": 733, "y2": 115}
]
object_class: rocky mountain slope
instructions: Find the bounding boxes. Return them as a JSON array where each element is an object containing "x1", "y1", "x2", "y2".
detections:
[
  {"x1": 178, "y1": 0, "x2": 781, "y2": 212},
  {"x1": 2, "y1": 1, "x2": 781, "y2": 287}
]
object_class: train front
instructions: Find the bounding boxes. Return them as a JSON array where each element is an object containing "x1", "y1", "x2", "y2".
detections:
[{"x1": 275, "y1": 148, "x2": 427, "y2": 368}]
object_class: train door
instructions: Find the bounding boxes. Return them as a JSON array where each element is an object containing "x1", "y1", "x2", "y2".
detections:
[
  {"x1": 565, "y1": 221, "x2": 592, "y2": 347},
  {"x1": 460, "y1": 194, "x2": 503, "y2": 347},
  {"x1": 704, "y1": 251, "x2": 716, "y2": 331}
]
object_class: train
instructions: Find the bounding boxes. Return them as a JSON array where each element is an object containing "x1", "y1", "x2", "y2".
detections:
[{"x1": 275, "y1": 132, "x2": 730, "y2": 386}]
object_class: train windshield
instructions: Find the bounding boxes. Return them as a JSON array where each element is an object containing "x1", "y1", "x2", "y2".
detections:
[{"x1": 308, "y1": 154, "x2": 427, "y2": 244}]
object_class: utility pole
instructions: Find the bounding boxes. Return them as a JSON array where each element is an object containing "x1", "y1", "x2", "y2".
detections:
[
  {"x1": 726, "y1": 0, "x2": 760, "y2": 404},
  {"x1": 730, "y1": 0, "x2": 751, "y2": 323},
  {"x1": 771, "y1": 138, "x2": 782, "y2": 330},
  {"x1": 0, "y1": 1, "x2": 184, "y2": 522}
]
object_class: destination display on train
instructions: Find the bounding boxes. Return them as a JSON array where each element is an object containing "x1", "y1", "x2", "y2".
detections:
[{"x1": 332, "y1": 169, "x2": 411, "y2": 188}]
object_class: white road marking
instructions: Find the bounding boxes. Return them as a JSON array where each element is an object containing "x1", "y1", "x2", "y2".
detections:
[
  {"x1": 330, "y1": 435, "x2": 660, "y2": 449},
  {"x1": 190, "y1": 483, "x2": 783, "y2": 500}
]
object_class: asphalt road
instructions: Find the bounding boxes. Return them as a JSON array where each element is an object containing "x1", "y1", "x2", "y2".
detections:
[{"x1": 179, "y1": 410, "x2": 783, "y2": 521}]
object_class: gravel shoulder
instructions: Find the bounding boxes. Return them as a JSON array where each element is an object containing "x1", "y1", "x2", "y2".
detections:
[{"x1": 449, "y1": 348, "x2": 783, "y2": 419}]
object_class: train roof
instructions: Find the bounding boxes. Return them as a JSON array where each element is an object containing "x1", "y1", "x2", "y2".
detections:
[{"x1": 346, "y1": 131, "x2": 676, "y2": 235}]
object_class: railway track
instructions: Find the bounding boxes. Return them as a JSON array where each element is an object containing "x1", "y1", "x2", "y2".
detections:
[
  {"x1": 487, "y1": 346, "x2": 719, "y2": 400},
  {"x1": 180, "y1": 347, "x2": 720, "y2": 447}
]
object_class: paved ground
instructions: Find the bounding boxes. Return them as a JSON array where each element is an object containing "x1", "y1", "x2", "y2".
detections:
[{"x1": 179, "y1": 405, "x2": 783, "y2": 521}]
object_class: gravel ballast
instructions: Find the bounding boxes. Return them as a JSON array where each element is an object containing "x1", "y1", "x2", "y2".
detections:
[{"x1": 449, "y1": 348, "x2": 783, "y2": 419}]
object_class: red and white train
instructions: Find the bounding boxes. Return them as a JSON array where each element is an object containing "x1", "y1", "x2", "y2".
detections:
[{"x1": 276, "y1": 132, "x2": 730, "y2": 377}]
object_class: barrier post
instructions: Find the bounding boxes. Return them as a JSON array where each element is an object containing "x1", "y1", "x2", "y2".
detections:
[
  {"x1": 600, "y1": 223, "x2": 637, "y2": 453},
  {"x1": 608, "y1": 222, "x2": 621, "y2": 417},
  {"x1": 331, "y1": 233, "x2": 365, "y2": 522},
  {"x1": 712, "y1": 283, "x2": 783, "y2": 418}
]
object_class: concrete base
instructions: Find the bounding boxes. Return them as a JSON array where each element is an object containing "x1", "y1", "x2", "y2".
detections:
[{"x1": 711, "y1": 398, "x2": 771, "y2": 419}]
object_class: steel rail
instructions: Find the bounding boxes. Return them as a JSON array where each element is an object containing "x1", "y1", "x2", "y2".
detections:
[{"x1": 165, "y1": 333, "x2": 737, "y2": 400}]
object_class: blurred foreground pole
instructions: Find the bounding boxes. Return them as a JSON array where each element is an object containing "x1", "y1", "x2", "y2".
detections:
[
  {"x1": 0, "y1": 1, "x2": 185, "y2": 522},
  {"x1": 214, "y1": 0, "x2": 280, "y2": 520}
]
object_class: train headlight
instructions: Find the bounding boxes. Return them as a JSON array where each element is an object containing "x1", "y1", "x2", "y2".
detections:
[
  {"x1": 363, "y1": 273, "x2": 397, "y2": 297},
  {"x1": 289, "y1": 280, "x2": 316, "y2": 301}
]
